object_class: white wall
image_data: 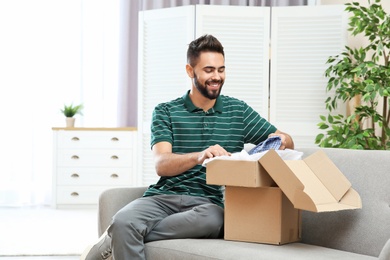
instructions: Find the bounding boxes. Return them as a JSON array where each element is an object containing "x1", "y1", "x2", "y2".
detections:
[{"x1": 0, "y1": 0, "x2": 124, "y2": 206}]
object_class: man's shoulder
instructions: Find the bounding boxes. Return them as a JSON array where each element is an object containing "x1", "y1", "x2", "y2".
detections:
[
  {"x1": 219, "y1": 94, "x2": 247, "y2": 107},
  {"x1": 155, "y1": 96, "x2": 184, "y2": 109},
  {"x1": 220, "y1": 94, "x2": 242, "y2": 101}
]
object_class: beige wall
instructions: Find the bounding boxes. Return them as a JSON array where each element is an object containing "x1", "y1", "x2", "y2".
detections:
[
  {"x1": 320, "y1": 0, "x2": 390, "y2": 11},
  {"x1": 320, "y1": 0, "x2": 390, "y2": 49}
]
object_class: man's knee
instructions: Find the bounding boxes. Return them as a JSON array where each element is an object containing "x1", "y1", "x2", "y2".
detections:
[{"x1": 193, "y1": 204, "x2": 224, "y2": 236}]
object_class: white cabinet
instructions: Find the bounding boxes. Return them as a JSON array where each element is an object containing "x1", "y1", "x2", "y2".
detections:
[{"x1": 52, "y1": 127, "x2": 137, "y2": 208}]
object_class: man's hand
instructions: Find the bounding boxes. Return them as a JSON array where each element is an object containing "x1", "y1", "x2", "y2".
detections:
[
  {"x1": 269, "y1": 130, "x2": 294, "y2": 150},
  {"x1": 153, "y1": 142, "x2": 230, "y2": 177},
  {"x1": 197, "y1": 144, "x2": 231, "y2": 164}
]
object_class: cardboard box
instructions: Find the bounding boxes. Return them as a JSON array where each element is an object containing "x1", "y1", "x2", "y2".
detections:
[
  {"x1": 205, "y1": 149, "x2": 362, "y2": 245},
  {"x1": 206, "y1": 159, "x2": 275, "y2": 187},
  {"x1": 224, "y1": 186, "x2": 301, "y2": 245},
  {"x1": 259, "y1": 150, "x2": 362, "y2": 212}
]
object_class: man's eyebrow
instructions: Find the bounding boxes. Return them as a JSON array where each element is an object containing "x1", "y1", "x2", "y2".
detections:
[{"x1": 203, "y1": 66, "x2": 225, "y2": 70}]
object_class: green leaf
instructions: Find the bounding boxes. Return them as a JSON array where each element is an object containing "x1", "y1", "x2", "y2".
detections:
[
  {"x1": 319, "y1": 123, "x2": 329, "y2": 130},
  {"x1": 315, "y1": 134, "x2": 325, "y2": 144},
  {"x1": 328, "y1": 114, "x2": 334, "y2": 124}
]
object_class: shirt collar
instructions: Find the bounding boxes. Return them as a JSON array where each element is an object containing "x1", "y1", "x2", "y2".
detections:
[{"x1": 182, "y1": 90, "x2": 223, "y2": 113}]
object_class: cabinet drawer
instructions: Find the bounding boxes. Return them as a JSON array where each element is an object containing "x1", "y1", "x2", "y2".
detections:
[
  {"x1": 57, "y1": 168, "x2": 132, "y2": 186},
  {"x1": 57, "y1": 131, "x2": 134, "y2": 149},
  {"x1": 57, "y1": 149, "x2": 133, "y2": 167},
  {"x1": 52, "y1": 128, "x2": 138, "y2": 208},
  {"x1": 56, "y1": 186, "x2": 113, "y2": 205}
]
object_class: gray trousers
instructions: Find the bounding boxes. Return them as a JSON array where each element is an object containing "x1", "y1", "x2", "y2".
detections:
[{"x1": 107, "y1": 194, "x2": 224, "y2": 260}]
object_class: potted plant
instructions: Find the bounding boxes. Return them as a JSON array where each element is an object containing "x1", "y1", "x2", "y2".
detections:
[
  {"x1": 315, "y1": 0, "x2": 390, "y2": 150},
  {"x1": 61, "y1": 103, "x2": 83, "y2": 127}
]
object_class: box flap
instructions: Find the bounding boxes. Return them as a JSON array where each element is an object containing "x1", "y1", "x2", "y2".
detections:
[
  {"x1": 206, "y1": 159, "x2": 274, "y2": 187},
  {"x1": 292, "y1": 188, "x2": 362, "y2": 212},
  {"x1": 258, "y1": 151, "x2": 305, "y2": 204},
  {"x1": 259, "y1": 150, "x2": 361, "y2": 212},
  {"x1": 303, "y1": 150, "x2": 351, "y2": 202}
]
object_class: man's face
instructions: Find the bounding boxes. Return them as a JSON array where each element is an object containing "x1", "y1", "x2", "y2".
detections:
[{"x1": 192, "y1": 52, "x2": 225, "y2": 100}]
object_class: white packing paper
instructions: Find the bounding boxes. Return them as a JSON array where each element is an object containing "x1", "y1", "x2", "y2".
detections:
[{"x1": 202, "y1": 149, "x2": 303, "y2": 167}]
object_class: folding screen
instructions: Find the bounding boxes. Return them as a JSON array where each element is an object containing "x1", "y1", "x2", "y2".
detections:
[{"x1": 138, "y1": 5, "x2": 346, "y2": 186}]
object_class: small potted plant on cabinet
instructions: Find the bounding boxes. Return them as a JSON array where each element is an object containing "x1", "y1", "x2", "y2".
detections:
[{"x1": 61, "y1": 103, "x2": 83, "y2": 128}]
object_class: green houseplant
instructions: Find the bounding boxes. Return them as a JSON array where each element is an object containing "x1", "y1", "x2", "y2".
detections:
[
  {"x1": 315, "y1": 0, "x2": 390, "y2": 150},
  {"x1": 61, "y1": 103, "x2": 84, "y2": 117},
  {"x1": 61, "y1": 103, "x2": 83, "y2": 127}
]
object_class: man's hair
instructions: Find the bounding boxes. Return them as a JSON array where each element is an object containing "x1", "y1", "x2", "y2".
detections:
[{"x1": 187, "y1": 34, "x2": 224, "y2": 67}]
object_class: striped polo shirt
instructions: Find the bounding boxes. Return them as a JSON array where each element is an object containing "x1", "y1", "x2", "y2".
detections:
[{"x1": 143, "y1": 90, "x2": 277, "y2": 207}]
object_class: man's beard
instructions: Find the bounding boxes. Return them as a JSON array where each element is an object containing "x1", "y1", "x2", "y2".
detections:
[{"x1": 193, "y1": 73, "x2": 223, "y2": 100}]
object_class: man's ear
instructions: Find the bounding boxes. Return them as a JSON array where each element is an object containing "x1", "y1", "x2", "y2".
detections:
[{"x1": 186, "y1": 64, "x2": 194, "y2": 78}]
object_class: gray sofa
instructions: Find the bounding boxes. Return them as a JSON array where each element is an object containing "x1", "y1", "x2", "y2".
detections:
[{"x1": 98, "y1": 148, "x2": 390, "y2": 259}]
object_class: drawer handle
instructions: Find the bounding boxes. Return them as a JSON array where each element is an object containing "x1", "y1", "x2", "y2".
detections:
[
  {"x1": 110, "y1": 173, "x2": 119, "y2": 178},
  {"x1": 71, "y1": 155, "x2": 79, "y2": 160},
  {"x1": 70, "y1": 192, "x2": 79, "y2": 197},
  {"x1": 111, "y1": 137, "x2": 119, "y2": 142},
  {"x1": 71, "y1": 173, "x2": 79, "y2": 178},
  {"x1": 71, "y1": 137, "x2": 80, "y2": 141},
  {"x1": 111, "y1": 155, "x2": 119, "y2": 160}
]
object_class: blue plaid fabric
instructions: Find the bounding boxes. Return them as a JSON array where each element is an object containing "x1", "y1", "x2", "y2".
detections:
[{"x1": 248, "y1": 136, "x2": 282, "y2": 155}]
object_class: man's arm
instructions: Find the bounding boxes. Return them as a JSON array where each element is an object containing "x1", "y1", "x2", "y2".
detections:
[
  {"x1": 269, "y1": 130, "x2": 294, "y2": 150},
  {"x1": 152, "y1": 141, "x2": 231, "y2": 177}
]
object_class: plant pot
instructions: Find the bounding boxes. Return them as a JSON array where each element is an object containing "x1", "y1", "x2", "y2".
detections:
[{"x1": 66, "y1": 117, "x2": 75, "y2": 128}]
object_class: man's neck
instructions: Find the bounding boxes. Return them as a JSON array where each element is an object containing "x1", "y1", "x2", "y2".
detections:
[{"x1": 189, "y1": 89, "x2": 216, "y2": 112}]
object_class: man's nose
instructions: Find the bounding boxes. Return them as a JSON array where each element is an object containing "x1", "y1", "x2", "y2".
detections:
[{"x1": 211, "y1": 71, "x2": 222, "y2": 80}]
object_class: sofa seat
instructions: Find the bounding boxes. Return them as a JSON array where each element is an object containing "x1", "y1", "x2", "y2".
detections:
[
  {"x1": 97, "y1": 148, "x2": 390, "y2": 259},
  {"x1": 145, "y1": 239, "x2": 376, "y2": 260}
]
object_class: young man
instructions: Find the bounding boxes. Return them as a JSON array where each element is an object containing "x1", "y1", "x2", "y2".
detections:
[{"x1": 81, "y1": 34, "x2": 294, "y2": 260}]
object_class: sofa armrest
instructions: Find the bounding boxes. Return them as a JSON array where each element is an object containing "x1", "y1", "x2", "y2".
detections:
[
  {"x1": 379, "y1": 238, "x2": 390, "y2": 260},
  {"x1": 98, "y1": 186, "x2": 148, "y2": 236}
]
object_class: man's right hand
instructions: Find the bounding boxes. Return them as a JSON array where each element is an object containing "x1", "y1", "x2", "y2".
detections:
[{"x1": 198, "y1": 144, "x2": 231, "y2": 164}]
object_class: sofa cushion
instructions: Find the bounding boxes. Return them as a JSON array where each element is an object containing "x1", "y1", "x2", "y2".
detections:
[
  {"x1": 299, "y1": 148, "x2": 390, "y2": 257},
  {"x1": 145, "y1": 239, "x2": 376, "y2": 260},
  {"x1": 379, "y1": 238, "x2": 390, "y2": 260}
]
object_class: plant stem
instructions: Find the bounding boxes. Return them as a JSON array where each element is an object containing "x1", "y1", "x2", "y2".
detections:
[
  {"x1": 371, "y1": 101, "x2": 375, "y2": 134},
  {"x1": 382, "y1": 96, "x2": 388, "y2": 148},
  {"x1": 383, "y1": 53, "x2": 389, "y2": 148}
]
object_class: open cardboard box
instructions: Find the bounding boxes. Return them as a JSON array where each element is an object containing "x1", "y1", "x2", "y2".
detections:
[
  {"x1": 224, "y1": 186, "x2": 301, "y2": 245},
  {"x1": 206, "y1": 149, "x2": 362, "y2": 244},
  {"x1": 206, "y1": 159, "x2": 275, "y2": 187},
  {"x1": 259, "y1": 150, "x2": 362, "y2": 212}
]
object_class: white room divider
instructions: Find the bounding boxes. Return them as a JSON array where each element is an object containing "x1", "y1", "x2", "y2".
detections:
[
  {"x1": 138, "y1": 4, "x2": 347, "y2": 186},
  {"x1": 269, "y1": 5, "x2": 347, "y2": 148}
]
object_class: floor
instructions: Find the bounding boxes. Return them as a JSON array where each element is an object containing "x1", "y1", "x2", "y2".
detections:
[{"x1": 0, "y1": 206, "x2": 97, "y2": 259}]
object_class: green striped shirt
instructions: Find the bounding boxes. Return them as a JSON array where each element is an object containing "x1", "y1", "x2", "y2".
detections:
[{"x1": 143, "y1": 90, "x2": 277, "y2": 207}]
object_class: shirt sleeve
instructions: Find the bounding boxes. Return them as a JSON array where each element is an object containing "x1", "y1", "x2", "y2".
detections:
[
  {"x1": 150, "y1": 103, "x2": 173, "y2": 149},
  {"x1": 242, "y1": 102, "x2": 277, "y2": 145}
]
